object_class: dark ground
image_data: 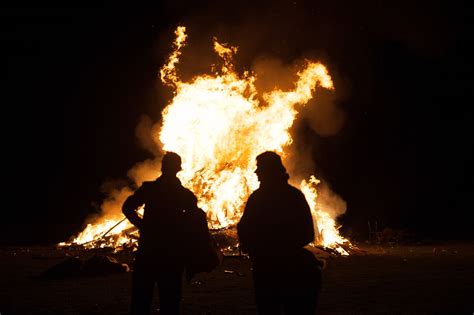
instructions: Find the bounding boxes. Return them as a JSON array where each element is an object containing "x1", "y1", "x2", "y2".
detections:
[{"x1": 1, "y1": 241, "x2": 473, "y2": 314}]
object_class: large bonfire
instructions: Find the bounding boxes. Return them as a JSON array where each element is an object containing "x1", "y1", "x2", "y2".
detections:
[{"x1": 61, "y1": 26, "x2": 350, "y2": 255}]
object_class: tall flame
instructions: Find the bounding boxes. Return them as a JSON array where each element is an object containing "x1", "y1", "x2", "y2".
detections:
[
  {"x1": 160, "y1": 26, "x2": 187, "y2": 86},
  {"x1": 65, "y1": 26, "x2": 349, "y2": 254}
]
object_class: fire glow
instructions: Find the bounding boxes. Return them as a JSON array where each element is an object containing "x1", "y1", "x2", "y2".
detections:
[{"x1": 62, "y1": 26, "x2": 350, "y2": 255}]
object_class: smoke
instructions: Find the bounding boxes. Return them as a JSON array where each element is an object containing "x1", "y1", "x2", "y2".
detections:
[
  {"x1": 302, "y1": 89, "x2": 346, "y2": 136},
  {"x1": 252, "y1": 57, "x2": 296, "y2": 92},
  {"x1": 283, "y1": 139, "x2": 316, "y2": 187},
  {"x1": 252, "y1": 56, "x2": 346, "y2": 137},
  {"x1": 135, "y1": 115, "x2": 163, "y2": 156},
  {"x1": 128, "y1": 115, "x2": 165, "y2": 186},
  {"x1": 316, "y1": 181, "x2": 347, "y2": 219},
  {"x1": 127, "y1": 158, "x2": 162, "y2": 187},
  {"x1": 99, "y1": 185, "x2": 135, "y2": 221}
]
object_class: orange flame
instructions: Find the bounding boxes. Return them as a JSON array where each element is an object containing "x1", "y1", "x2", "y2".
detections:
[
  {"x1": 63, "y1": 26, "x2": 350, "y2": 254},
  {"x1": 160, "y1": 26, "x2": 187, "y2": 86}
]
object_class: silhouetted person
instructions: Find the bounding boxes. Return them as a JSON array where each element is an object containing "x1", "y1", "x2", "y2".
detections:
[
  {"x1": 238, "y1": 151, "x2": 322, "y2": 315},
  {"x1": 123, "y1": 152, "x2": 216, "y2": 315}
]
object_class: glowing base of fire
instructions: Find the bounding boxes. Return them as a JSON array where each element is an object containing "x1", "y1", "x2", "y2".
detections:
[{"x1": 60, "y1": 177, "x2": 350, "y2": 255}]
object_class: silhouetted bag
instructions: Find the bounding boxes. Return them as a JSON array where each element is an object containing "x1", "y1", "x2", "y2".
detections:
[{"x1": 184, "y1": 208, "x2": 222, "y2": 281}]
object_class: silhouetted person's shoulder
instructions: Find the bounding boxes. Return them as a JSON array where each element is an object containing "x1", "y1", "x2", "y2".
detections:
[
  {"x1": 127, "y1": 180, "x2": 161, "y2": 199},
  {"x1": 287, "y1": 183, "x2": 304, "y2": 195},
  {"x1": 138, "y1": 180, "x2": 157, "y2": 192},
  {"x1": 180, "y1": 185, "x2": 198, "y2": 202},
  {"x1": 173, "y1": 180, "x2": 198, "y2": 209},
  {"x1": 245, "y1": 183, "x2": 307, "y2": 208},
  {"x1": 286, "y1": 184, "x2": 309, "y2": 205}
]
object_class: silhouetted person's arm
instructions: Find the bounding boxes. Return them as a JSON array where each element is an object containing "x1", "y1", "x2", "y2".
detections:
[
  {"x1": 122, "y1": 185, "x2": 147, "y2": 230},
  {"x1": 291, "y1": 189, "x2": 315, "y2": 247},
  {"x1": 237, "y1": 194, "x2": 258, "y2": 255}
]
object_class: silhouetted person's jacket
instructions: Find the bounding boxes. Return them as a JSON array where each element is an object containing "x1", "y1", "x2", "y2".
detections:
[
  {"x1": 238, "y1": 180, "x2": 314, "y2": 260},
  {"x1": 123, "y1": 174, "x2": 198, "y2": 262}
]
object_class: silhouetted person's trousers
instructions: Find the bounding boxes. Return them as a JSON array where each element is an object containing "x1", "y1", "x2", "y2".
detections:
[
  {"x1": 130, "y1": 252, "x2": 184, "y2": 315},
  {"x1": 251, "y1": 250, "x2": 321, "y2": 315}
]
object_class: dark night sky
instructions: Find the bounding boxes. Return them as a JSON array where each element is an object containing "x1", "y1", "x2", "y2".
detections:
[{"x1": 2, "y1": 1, "x2": 473, "y2": 244}]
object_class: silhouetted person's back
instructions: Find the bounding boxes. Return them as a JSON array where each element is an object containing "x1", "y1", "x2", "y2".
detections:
[
  {"x1": 238, "y1": 151, "x2": 322, "y2": 315},
  {"x1": 123, "y1": 152, "x2": 207, "y2": 315}
]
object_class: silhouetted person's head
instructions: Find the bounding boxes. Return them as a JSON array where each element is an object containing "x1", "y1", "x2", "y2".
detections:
[
  {"x1": 161, "y1": 152, "x2": 182, "y2": 176},
  {"x1": 255, "y1": 151, "x2": 290, "y2": 185}
]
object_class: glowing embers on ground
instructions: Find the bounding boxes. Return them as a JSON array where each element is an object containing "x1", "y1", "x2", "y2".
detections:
[{"x1": 62, "y1": 26, "x2": 350, "y2": 255}]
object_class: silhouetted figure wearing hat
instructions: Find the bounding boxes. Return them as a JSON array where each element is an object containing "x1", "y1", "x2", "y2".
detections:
[
  {"x1": 123, "y1": 152, "x2": 218, "y2": 315},
  {"x1": 238, "y1": 151, "x2": 322, "y2": 315}
]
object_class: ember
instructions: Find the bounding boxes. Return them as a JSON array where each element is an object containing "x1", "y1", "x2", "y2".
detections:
[{"x1": 61, "y1": 26, "x2": 351, "y2": 255}]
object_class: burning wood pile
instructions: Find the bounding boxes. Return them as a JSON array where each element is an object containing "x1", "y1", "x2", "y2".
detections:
[{"x1": 59, "y1": 26, "x2": 352, "y2": 256}]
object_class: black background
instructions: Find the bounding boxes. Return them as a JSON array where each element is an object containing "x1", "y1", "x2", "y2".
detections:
[{"x1": 2, "y1": 1, "x2": 473, "y2": 244}]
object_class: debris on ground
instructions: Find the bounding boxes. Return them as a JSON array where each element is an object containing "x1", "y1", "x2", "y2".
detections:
[
  {"x1": 223, "y1": 270, "x2": 245, "y2": 276},
  {"x1": 42, "y1": 257, "x2": 83, "y2": 279},
  {"x1": 82, "y1": 255, "x2": 130, "y2": 276},
  {"x1": 42, "y1": 254, "x2": 129, "y2": 279}
]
